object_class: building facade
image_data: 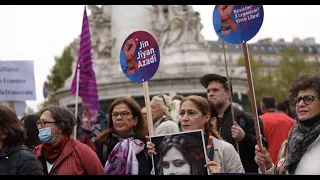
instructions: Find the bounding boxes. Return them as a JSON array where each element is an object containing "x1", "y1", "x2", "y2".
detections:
[{"x1": 54, "y1": 5, "x2": 320, "y2": 113}]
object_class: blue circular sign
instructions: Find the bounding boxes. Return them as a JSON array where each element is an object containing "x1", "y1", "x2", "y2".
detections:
[
  {"x1": 213, "y1": 5, "x2": 264, "y2": 44},
  {"x1": 120, "y1": 30, "x2": 160, "y2": 83}
]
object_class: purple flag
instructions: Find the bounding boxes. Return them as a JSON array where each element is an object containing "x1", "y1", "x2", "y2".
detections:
[{"x1": 70, "y1": 6, "x2": 99, "y2": 116}]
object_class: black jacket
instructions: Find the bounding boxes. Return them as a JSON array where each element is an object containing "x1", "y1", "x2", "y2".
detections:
[
  {"x1": 0, "y1": 144, "x2": 44, "y2": 175},
  {"x1": 216, "y1": 105, "x2": 266, "y2": 173}
]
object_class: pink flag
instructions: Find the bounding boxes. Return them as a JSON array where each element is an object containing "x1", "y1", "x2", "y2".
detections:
[{"x1": 70, "y1": 6, "x2": 99, "y2": 116}]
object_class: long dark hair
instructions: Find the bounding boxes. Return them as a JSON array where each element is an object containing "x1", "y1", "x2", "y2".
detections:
[
  {"x1": 21, "y1": 114, "x2": 41, "y2": 149},
  {"x1": 0, "y1": 105, "x2": 26, "y2": 146}
]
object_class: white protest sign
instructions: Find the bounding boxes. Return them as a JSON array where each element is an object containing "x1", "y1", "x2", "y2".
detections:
[
  {"x1": 0, "y1": 101, "x2": 27, "y2": 116},
  {"x1": 0, "y1": 61, "x2": 36, "y2": 101}
]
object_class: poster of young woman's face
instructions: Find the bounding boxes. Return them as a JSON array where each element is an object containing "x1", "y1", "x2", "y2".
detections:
[{"x1": 150, "y1": 130, "x2": 209, "y2": 175}]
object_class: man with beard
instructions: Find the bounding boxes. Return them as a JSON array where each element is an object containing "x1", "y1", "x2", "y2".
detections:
[{"x1": 200, "y1": 74, "x2": 266, "y2": 173}]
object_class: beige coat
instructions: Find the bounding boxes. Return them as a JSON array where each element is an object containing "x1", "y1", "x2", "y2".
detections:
[{"x1": 211, "y1": 137, "x2": 245, "y2": 173}]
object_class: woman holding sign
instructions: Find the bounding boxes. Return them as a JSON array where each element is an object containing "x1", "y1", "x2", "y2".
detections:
[
  {"x1": 95, "y1": 97, "x2": 152, "y2": 175},
  {"x1": 147, "y1": 95, "x2": 244, "y2": 174},
  {"x1": 255, "y1": 74, "x2": 320, "y2": 175}
]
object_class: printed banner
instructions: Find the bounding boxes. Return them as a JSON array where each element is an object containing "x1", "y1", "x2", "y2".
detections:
[{"x1": 0, "y1": 61, "x2": 36, "y2": 101}]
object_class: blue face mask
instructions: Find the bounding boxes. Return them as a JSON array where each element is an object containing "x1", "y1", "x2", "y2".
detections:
[{"x1": 38, "y1": 127, "x2": 56, "y2": 144}]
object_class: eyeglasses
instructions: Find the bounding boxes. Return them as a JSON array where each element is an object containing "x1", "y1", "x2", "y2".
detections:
[
  {"x1": 37, "y1": 120, "x2": 55, "y2": 128},
  {"x1": 158, "y1": 95, "x2": 168, "y2": 106},
  {"x1": 111, "y1": 111, "x2": 132, "y2": 119},
  {"x1": 157, "y1": 94, "x2": 173, "y2": 112},
  {"x1": 291, "y1": 95, "x2": 319, "y2": 106}
]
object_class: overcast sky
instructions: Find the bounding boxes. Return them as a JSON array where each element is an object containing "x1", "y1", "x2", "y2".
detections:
[{"x1": 0, "y1": 5, "x2": 319, "y2": 111}]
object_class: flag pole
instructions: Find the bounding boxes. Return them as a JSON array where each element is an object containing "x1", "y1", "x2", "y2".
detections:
[
  {"x1": 73, "y1": 64, "x2": 80, "y2": 139},
  {"x1": 71, "y1": 5, "x2": 99, "y2": 139}
]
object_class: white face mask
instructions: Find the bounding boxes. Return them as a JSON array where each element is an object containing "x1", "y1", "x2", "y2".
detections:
[{"x1": 38, "y1": 126, "x2": 56, "y2": 144}]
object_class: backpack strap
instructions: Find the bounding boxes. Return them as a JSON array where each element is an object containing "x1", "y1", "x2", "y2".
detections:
[{"x1": 159, "y1": 116, "x2": 169, "y2": 124}]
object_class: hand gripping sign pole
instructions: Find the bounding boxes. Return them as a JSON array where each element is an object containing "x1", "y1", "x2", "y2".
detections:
[
  {"x1": 120, "y1": 30, "x2": 160, "y2": 136},
  {"x1": 221, "y1": 40, "x2": 240, "y2": 154},
  {"x1": 213, "y1": 5, "x2": 266, "y2": 173}
]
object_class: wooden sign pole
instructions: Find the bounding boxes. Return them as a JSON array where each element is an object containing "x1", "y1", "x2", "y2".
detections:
[
  {"x1": 222, "y1": 40, "x2": 240, "y2": 154},
  {"x1": 242, "y1": 42, "x2": 265, "y2": 173},
  {"x1": 143, "y1": 81, "x2": 154, "y2": 136}
]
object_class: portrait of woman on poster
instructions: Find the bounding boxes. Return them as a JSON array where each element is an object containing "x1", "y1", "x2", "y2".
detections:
[
  {"x1": 154, "y1": 133, "x2": 208, "y2": 175},
  {"x1": 147, "y1": 95, "x2": 244, "y2": 175}
]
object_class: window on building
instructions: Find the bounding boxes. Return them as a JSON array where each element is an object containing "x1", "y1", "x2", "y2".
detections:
[
  {"x1": 299, "y1": 46, "x2": 304, "y2": 52},
  {"x1": 253, "y1": 46, "x2": 257, "y2": 51},
  {"x1": 264, "y1": 56, "x2": 270, "y2": 64},
  {"x1": 279, "y1": 46, "x2": 283, "y2": 52},
  {"x1": 229, "y1": 55, "x2": 233, "y2": 63},
  {"x1": 274, "y1": 57, "x2": 279, "y2": 65},
  {"x1": 218, "y1": 55, "x2": 222, "y2": 62}
]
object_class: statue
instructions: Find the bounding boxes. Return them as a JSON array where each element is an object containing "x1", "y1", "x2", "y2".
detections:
[
  {"x1": 88, "y1": 5, "x2": 115, "y2": 60},
  {"x1": 152, "y1": 5, "x2": 205, "y2": 53},
  {"x1": 186, "y1": 11, "x2": 205, "y2": 44},
  {"x1": 70, "y1": 5, "x2": 114, "y2": 62}
]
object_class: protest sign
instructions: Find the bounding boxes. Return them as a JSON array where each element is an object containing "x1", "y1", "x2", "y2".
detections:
[{"x1": 0, "y1": 61, "x2": 36, "y2": 101}]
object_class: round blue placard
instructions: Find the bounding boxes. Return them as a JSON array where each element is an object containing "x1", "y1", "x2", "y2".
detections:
[
  {"x1": 120, "y1": 30, "x2": 160, "y2": 83},
  {"x1": 213, "y1": 5, "x2": 264, "y2": 44}
]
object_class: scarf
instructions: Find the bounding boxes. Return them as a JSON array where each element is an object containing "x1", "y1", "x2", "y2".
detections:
[
  {"x1": 42, "y1": 137, "x2": 69, "y2": 164},
  {"x1": 82, "y1": 112, "x2": 100, "y2": 137},
  {"x1": 104, "y1": 133, "x2": 145, "y2": 175},
  {"x1": 286, "y1": 113, "x2": 320, "y2": 174},
  {"x1": 78, "y1": 132, "x2": 96, "y2": 151}
]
